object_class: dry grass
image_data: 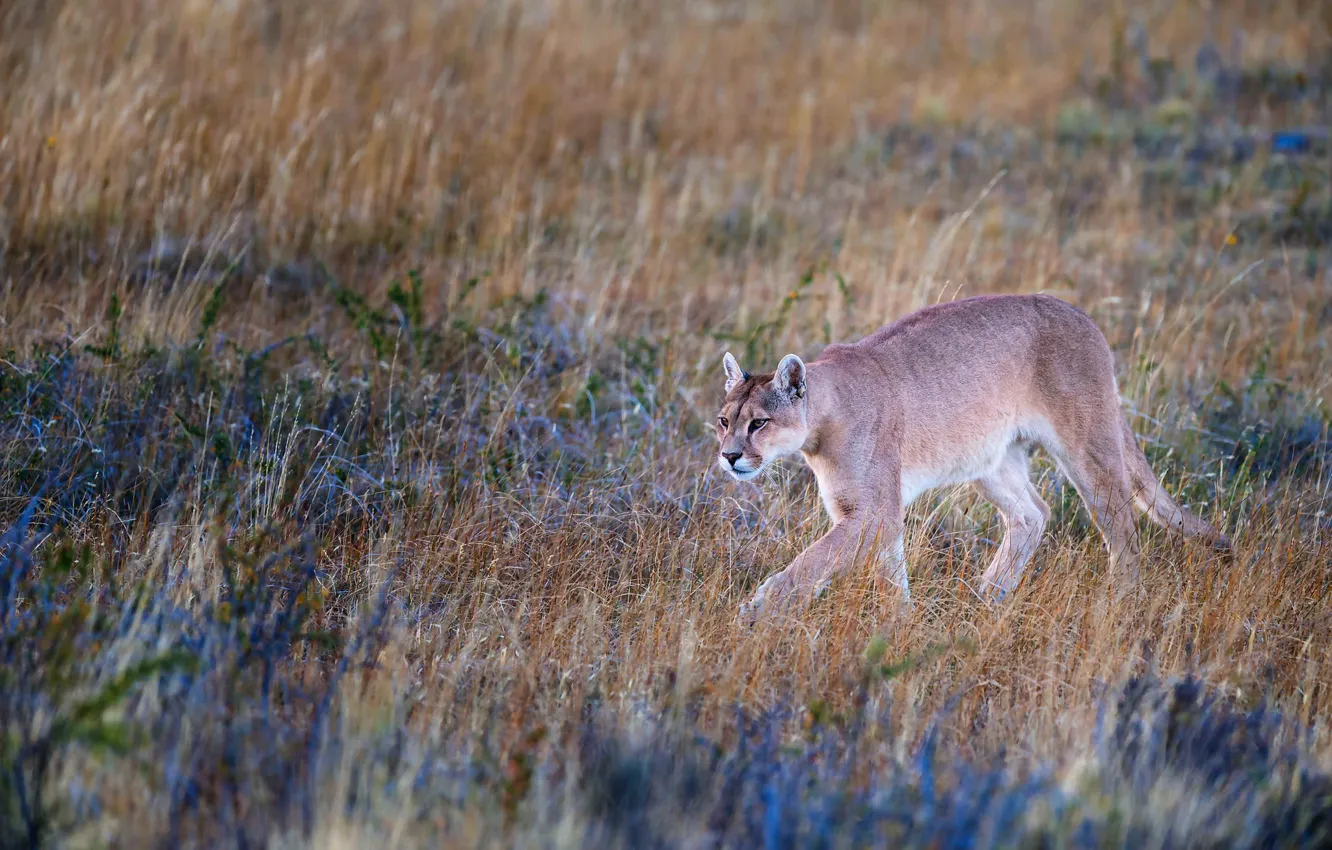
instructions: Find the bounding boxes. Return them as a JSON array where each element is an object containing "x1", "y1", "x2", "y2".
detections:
[{"x1": 2, "y1": 0, "x2": 1332, "y2": 846}]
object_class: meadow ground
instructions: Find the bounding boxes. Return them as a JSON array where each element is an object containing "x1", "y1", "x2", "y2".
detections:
[{"x1": 2, "y1": 0, "x2": 1332, "y2": 846}]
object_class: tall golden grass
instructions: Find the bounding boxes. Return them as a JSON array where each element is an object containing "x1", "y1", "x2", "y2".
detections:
[{"x1": 2, "y1": 0, "x2": 1331, "y2": 845}]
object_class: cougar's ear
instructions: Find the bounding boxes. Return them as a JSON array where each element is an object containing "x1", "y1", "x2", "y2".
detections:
[
  {"x1": 775, "y1": 353, "x2": 806, "y2": 400},
  {"x1": 722, "y1": 352, "x2": 748, "y2": 393}
]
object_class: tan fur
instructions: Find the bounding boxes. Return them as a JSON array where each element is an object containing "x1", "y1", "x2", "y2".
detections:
[{"x1": 715, "y1": 294, "x2": 1228, "y2": 624}]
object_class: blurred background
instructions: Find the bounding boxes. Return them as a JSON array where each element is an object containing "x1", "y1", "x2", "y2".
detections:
[{"x1": 3, "y1": 1, "x2": 1329, "y2": 322}]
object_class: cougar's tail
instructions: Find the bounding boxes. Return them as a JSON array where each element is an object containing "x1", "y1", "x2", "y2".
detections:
[{"x1": 1121, "y1": 416, "x2": 1230, "y2": 550}]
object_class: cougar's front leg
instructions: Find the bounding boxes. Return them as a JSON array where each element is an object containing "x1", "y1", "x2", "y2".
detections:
[
  {"x1": 739, "y1": 501, "x2": 903, "y2": 624},
  {"x1": 738, "y1": 439, "x2": 905, "y2": 625},
  {"x1": 739, "y1": 521, "x2": 861, "y2": 625}
]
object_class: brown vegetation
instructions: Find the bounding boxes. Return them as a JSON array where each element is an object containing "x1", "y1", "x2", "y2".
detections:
[{"x1": 1, "y1": 0, "x2": 1331, "y2": 845}]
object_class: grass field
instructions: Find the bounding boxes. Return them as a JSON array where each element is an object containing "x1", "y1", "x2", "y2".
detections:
[{"x1": 3, "y1": 0, "x2": 1332, "y2": 846}]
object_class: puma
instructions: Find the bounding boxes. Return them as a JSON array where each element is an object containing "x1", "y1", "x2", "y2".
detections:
[{"x1": 715, "y1": 294, "x2": 1227, "y2": 624}]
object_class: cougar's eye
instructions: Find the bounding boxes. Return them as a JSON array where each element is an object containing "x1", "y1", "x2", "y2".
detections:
[
  {"x1": 749, "y1": 418, "x2": 770, "y2": 433},
  {"x1": 718, "y1": 416, "x2": 729, "y2": 429}
]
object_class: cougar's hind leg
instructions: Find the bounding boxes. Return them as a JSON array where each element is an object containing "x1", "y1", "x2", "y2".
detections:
[{"x1": 1045, "y1": 428, "x2": 1142, "y2": 591}]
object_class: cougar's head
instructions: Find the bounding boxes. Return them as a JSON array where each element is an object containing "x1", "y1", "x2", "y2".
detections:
[{"x1": 715, "y1": 351, "x2": 809, "y2": 481}]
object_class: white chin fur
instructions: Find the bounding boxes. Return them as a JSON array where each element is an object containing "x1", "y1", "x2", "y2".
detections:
[{"x1": 726, "y1": 465, "x2": 761, "y2": 481}]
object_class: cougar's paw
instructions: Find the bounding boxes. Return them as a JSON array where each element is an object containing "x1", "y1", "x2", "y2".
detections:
[
  {"x1": 737, "y1": 572, "x2": 790, "y2": 628},
  {"x1": 737, "y1": 589, "x2": 771, "y2": 628},
  {"x1": 979, "y1": 582, "x2": 1009, "y2": 607},
  {"x1": 737, "y1": 599, "x2": 759, "y2": 628}
]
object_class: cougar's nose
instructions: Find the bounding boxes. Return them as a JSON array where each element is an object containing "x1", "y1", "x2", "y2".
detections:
[{"x1": 722, "y1": 451, "x2": 743, "y2": 466}]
